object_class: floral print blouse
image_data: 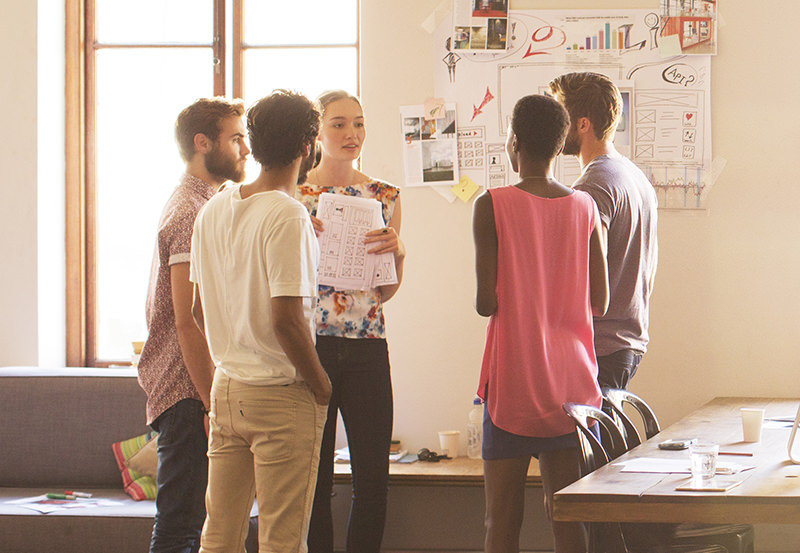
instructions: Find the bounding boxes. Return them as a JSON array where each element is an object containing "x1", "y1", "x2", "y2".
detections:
[{"x1": 296, "y1": 179, "x2": 400, "y2": 339}]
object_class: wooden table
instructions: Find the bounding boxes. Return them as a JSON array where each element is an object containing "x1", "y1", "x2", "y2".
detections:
[
  {"x1": 553, "y1": 397, "x2": 800, "y2": 524},
  {"x1": 334, "y1": 456, "x2": 541, "y2": 487}
]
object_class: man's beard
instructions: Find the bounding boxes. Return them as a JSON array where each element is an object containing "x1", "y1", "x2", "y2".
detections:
[
  {"x1": 562, "y1": 128, "x2": 580, "y2": 156},
  {"x1": 296, "y1": 144, "x2": 316, "y2": 185},
  {"x1": 205, "y1": 144, "x2": 245, "y2": 183}
]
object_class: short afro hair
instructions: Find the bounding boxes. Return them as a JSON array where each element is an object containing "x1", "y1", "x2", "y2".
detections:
[
  {"x1": 511, "y1": 94, "x2": 570, "y2": 161},
  {"x1": 247, "y1": 90, "x2": 320, "y2": 169}
]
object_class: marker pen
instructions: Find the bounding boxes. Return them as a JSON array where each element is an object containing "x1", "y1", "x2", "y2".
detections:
[
  {"x1": 46, "y1": 493, "x2": 76, "y2": 500},
  {"x1": 65, "y1": 490, "x2": 93, "y2": 498}
]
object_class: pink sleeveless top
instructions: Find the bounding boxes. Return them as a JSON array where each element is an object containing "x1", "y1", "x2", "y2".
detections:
[{"x1": 478, "y1": 186, "x2": 602, "y2": 437}]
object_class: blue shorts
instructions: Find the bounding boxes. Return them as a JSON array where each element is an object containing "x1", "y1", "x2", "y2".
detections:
[{"x1": 482, "y1": 404, "x2": 599, "y2": 460}]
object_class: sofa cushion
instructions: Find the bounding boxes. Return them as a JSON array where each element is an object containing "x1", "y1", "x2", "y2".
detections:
[
  {"x1": 111, "y1": 432, "x2": 158, "y2": 500},
  {"x1": 0, "y1": 367, "x2": 150, "y2": 488},
  {"x1": 126, "y1": 434, "x2": 158, "y2": 480}
]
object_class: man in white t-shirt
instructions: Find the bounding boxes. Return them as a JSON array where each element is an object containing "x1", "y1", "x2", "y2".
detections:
[{"x1": 190, "y1": 90, "x2": 331, "y2": 553}]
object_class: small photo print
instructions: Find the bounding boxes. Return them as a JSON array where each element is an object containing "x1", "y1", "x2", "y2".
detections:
[
  {"x1": 472, "y1": 0, "x2": 509, "y2": 18},
  {"x1": 659, "y1": 0, "x2": 717, "y2": 55},
  {"x1": 439, "y1": 110, "x2": 456, "y2": 136},
  {"x1": 421, "y1": 119, "x2": 436, "y2": 140},
  {"x1": 470, "y1": 26, "x2": 487, "y2": 49},
  {"x1": 454, "y1": 26, "x2": 471, "y2": 50},
  {"x1": 422, "y1": 140, "x2": 457, "y2": 183},
  {"x1": 487, "y1": 18, "x2": 507, "y2": 50},
  {"x1": 403, "y1": 117, "x2": 421, "y2": 141}
]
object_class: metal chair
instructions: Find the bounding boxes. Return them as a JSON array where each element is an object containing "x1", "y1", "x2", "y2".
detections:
[
  {"x1": 562, "y1": 402, "x2": 630, "y2": 553},
  {"x1": 563, "y1": 402, "x2": 750, "y2": 553},
  {"x1": 602, "y1": 396, "x2": 644, "y2": 448},
  {"x1": 603, "y1": 387, "x2": 661, "y2": 442},
  {"x1": 600, "y1": 389, "x2": 755, "y2": 553}
]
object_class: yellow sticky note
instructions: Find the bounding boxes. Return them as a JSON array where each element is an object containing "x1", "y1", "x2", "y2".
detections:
[
  {"x1": 424, "y1": 97, "x2": 446, "y2": 120},
  {"x1": 659, "y1": 34, "x2": 682, "y2": 57},
  {"x1": 452, "y1": 175, "x2": 480, "y2": 202}
]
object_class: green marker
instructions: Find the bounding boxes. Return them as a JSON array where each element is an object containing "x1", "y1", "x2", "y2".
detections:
[{"x1": 46, "y1": 493, "x2": 76, "y2": 500}]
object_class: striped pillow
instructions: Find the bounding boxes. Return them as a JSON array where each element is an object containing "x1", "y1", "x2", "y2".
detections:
[{"x1": 111, "y1": 431, "x2": 158, "y2": 500}]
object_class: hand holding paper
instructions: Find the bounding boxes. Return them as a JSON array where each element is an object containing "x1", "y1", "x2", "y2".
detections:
[{"x1": 315, "y1": 193, "x2": 398, "y2": 291}]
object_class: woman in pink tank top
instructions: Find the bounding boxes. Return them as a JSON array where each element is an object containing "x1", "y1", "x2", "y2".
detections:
[{"x1": 473, "y1": 95, "x2": 608, "y2": 553}]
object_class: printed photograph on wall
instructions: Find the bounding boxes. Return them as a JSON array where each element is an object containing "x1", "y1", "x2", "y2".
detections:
[
  {"x1": 400, "y1": 103, "x2": 459, "y2": 187},
  {"x1": 659, "y1": 0, "x2": 717, "y2": 55},
  {"x1": 472, "y1": 0, "x2": 508, "y2": 18},
  {"x1": 452, "y1": 0, "x2": 509, "y2": 51}
]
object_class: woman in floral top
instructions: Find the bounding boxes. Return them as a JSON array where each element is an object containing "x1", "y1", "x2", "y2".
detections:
[{"x1": 296, "y1": 90, "x2": 405, "y2": 553}]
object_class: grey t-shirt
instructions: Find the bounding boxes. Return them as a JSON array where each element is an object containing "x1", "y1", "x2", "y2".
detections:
[{"x1": 574, "y1": 154, "x2": 658, "y2": 356}]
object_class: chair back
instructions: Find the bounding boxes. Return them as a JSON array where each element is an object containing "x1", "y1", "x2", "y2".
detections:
[
  {"x1": 562, "y1": 402, "x2": 630, "y2": 553},
  {"x1": 562, "y1": 402, "x2": 628, "y2": 474},
  {"x1": 602, "y1": 397, "x2": 643, "y2": 449},
  {"x1": 603, "y1": 388, "x2": 661, "y2": 440}
]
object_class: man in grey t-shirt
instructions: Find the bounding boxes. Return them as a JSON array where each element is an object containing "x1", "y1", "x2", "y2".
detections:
[{"x1": 550, "y1": 72, "x2": 658, "y2": 390}]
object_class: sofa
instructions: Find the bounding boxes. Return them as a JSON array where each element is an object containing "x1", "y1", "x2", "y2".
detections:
[{"x1": 0, "y1": 366, "x2": 257, "y2": 553}]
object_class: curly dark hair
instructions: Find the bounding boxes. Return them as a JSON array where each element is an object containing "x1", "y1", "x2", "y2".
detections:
[
  {"x1": 511, "y1": 94, "x2": 570, "y2": 161},
  {"x1": 247, "y1": 90, "x2": 320, "y2": 168}
]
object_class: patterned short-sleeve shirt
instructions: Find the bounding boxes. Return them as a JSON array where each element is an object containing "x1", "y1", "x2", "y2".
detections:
[
  {"x1": 138, "y1": 174, "x2": 216, "y2": 424},
  {"x1": 295, "y1": 179, "x2": 400, "y2": 339}
]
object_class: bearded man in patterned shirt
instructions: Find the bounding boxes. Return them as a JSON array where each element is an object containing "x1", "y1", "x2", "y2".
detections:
[{"x1": 137, "y1": 97, "x2": 249, "y2": 553}]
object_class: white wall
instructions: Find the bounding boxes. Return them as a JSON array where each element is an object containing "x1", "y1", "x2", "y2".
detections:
[
  {"x1": 361, "y1": 0, "x2": 800, "y2": 451},
  {"x1": 0, "y1": 0, "x2": 38, "y2": 366},
  {"x1": 359, "y1": 2, "x2": 800, "y2": 548}
]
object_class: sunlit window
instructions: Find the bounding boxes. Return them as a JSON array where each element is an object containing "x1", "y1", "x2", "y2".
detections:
[{"x1": 76, "y1": 0, "x2": 359, "y2": 364}]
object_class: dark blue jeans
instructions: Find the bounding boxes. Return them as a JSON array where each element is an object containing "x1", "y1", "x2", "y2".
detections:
[
  {"x1": 149, "y1": 398, "x2": 208, "y2": 553},
  {"x1": 307, "y1": 336, "x2": 393, "y2": 553},
  {"x1": 596, "y1": 349, "x2": 643, "y2": 391}
]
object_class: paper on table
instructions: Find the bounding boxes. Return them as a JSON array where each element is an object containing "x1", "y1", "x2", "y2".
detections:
[
  {"x1": 316, "y1": 193, "x2": 397, "y2": 291},
  {"x1": 615, "y1": 457, "x2": 754, "y2": 475},
  {"x1": 764, "y1": 417, "x2": 795, "y2": 429},
  {"x1": 334, "y1": 447, "x2": 408, "y2": 464}
]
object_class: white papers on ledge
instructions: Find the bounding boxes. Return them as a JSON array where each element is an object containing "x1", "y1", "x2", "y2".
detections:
[
  {"x1": 615, "y1": 457, "x2": 754, "y2": 475},
  {"x1": 316, "y1": 193, "x2": 397, "y2": 291},
  {"x1": 4, "y1": 495, "x2": 123, "y2": 514},
  {"x1": 334, "y1": 447, "x2": 408, "y2": 464}
]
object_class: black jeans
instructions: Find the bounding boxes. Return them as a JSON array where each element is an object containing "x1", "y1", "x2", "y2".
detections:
[
  {"x1": 149, "y1": 398, "x2": 208, "y2": 553},
  {"x1": 596, "y1": 349, "x2": 643, "y2": 391},
  {"x1": 307, "y1": 336, "x2": 393, "y2": 553}
]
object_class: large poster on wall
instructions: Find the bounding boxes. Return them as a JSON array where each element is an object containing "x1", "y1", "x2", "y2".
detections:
[{"x1": 434, "y1": 8, "x2": 715, "y2": 209}]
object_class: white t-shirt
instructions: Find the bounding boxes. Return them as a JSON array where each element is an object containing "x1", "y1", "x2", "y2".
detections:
[{"x1": 190, "y1": 185, "x2": 319, "y2": 385}]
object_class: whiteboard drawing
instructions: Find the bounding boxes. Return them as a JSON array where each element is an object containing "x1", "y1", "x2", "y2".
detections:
[{"x1": 434, "y1": 8, "x2": 715, "y2": 209}]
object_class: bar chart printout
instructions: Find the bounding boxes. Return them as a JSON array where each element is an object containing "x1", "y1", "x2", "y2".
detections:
[{"x1": 570, "y1": 21, "x2": 630, "y2": 51}]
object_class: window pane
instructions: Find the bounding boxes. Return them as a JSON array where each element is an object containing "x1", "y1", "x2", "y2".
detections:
[
  {"x1": 242, "y1": 47, "x2": 357, "y2": 179},
  {"x1": 95, "y1": 48, "x2": 213, "y2": 360},
  {"x1": 244, "y1": 0, "x2": 357, "y2": 45},
  {"x1": 243, "y1": 47, "x2": 357, "y2": 104},
  {"x1": 95, "y1": 0, "x2": 214, "y2": 44}
]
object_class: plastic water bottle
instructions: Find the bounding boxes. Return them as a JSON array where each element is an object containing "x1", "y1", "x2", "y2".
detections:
[{"x1": 467, "y1": 398, "x2": 484, "y2": 459}]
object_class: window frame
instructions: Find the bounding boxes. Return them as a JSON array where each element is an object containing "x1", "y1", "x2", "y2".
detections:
[{"x1": 65, "y1": 0, "x2": 360, "y2": 366}]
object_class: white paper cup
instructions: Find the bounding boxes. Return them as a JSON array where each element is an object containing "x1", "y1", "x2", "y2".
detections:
[
  {"x1": 689, "y1": 441, "x2": 718, "y2": 480},
  {"x1": 741, "y1": 408, "x2": 765, "y2": 442},
  {"x1": 438, "y1": 430, "x2": 460, "y2": 457}
]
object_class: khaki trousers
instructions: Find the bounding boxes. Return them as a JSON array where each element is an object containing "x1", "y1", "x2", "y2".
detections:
[{"x1": 200, "y1": 370, "x2": 327, "y2": 553}]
